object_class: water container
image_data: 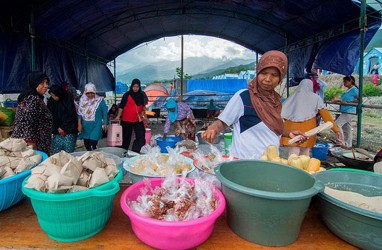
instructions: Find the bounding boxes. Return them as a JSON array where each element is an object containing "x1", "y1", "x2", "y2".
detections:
[
  {"x1": 145, "y1": 128, "x2": 151, "y2": 145},
  {"x1": 224, "y1": 132, "x2": 233, "y2": 155},
  {"x1": 312, "y1": 142, "x2": 330, "y2": 161},
  {"x1": 107, "y1": 121, "x2": 123, "y2": 146}
]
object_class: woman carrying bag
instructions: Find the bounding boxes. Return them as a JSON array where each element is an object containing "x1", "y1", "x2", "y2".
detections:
[{"x1": 115, "y1": 78, "x2": 148, "y2": 153}]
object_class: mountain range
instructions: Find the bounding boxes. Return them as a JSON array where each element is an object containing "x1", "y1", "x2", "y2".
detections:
[{"x1": 116, "y1": 56, "x2": 255, "y2": 84}]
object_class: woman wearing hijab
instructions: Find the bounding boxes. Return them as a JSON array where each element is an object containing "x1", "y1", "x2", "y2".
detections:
[
  {"x1": 115, "y1": 78, "x2": 148, "y2": 153},
  {"x1": 12, "y1": 71, "x2": 53, "y2": 154},
  {"x1": 47, "y1": 84, "x2": 78, "y2": 154},
  {"x1": 77, "y1": 82, "x2": 108, "y2": 151},
  {"x1": 280, "y1": 79, "x2": 342, "y2": 156},
  {"x1": 163, "y1": 98, "x2": 196, "y2": 141},
  {"x1": 201, "y1": 50, "x2": 305, "y2": 159}
]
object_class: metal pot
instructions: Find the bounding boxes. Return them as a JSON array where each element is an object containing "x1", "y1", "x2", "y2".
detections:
[
  {"x1": 331, "y1": 150, "x2": 375, "y2": 171},
  {"x1": 95, "y1": 147, "x2": 139, "y2": 158}
]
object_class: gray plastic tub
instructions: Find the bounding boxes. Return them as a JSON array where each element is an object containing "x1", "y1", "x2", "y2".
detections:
[
  {"x1": 314, "y1": 169, "x2": 382, "y2": 250},
  {"x1": 215, "y1": 160, "x2": 323, "y2": 247}
]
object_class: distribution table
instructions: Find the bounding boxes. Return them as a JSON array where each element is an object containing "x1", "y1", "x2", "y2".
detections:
[{"x1": 0, "y1": 183, "x2": 357, "y2": 249}]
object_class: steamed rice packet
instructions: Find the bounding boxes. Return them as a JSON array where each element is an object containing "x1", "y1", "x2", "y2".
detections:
[
  {"x1": 76, "y1": 151, "x2": 91, "y2": 162},
  {"x1": 43, "y1": 162, "x2": 62, "y2": 177},
  {"x1": 14, "y1": 154, "x2": 43, "y2": 173},
  {"x1": 88, "y1": 167, "x2": 109, "y2": 188},
  {"x1": 48, "y1": 151, "x2": 75, "y2": 167},
  {"x1": 0, "y1": 156, "x2": 20, "y2": 169},
  {"x1": 0, "y1": 166, "x2": 5, "y2": 178},
  {"x1": 60, "y1": 157, "x2": 83, "y2": 184},
  {"x1": 46, "y1": 172, "x2": 74, "y2": 193},
  {"x1": 1, "y1": 166, "x2": 15, "y2": 178},
  {"x1": 14, "y1": 158, "x2": 36, "y2": 173},
  {"x1": 24, "y1": 174, "x2": 48, "y2": 192},
  {"x1": 77, "y1": 171, "x2": 91, "y2": 187},
  {"x1": 68, "y1": 185, "x2": 89, "y2": 192},
  {"x1": 0, "y1": 138, "x2": 27, "y2": 152},
  {"x1": 105, "y1": 158, "x2": 119, "y2": 179},
  {"x1": 92, "y1": 152, "x2": 107, "y2": 168},
  {"x1": 30, "y1": 165, "x2": 47, "y2": 175},
  {"x1": 82, "y1": 157, "x2": 102, "y2": 171},
  {"x1": 21, "y1": 148, "x2": 36, "y2": 158}
]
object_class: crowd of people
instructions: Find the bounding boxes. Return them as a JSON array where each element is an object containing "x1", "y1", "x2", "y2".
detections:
[{"x1": 9, "y1": 51, "x2": 380, "y2": 173}]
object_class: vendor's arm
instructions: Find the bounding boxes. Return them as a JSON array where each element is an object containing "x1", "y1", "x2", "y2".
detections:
[
  {"x1": 163, "y1": 117, "x2": 171, "y2": 140},
  {"x1": 201, "y1": 90, "x2": 243, "y2": 143},
  {"x1": 202, "y1": 119, "x2": 228, "y2": 144},
  {"x1": 115, "y1": 93, "x2": 128, "y2": 120},
  {"x1": 77, "y1": 115, "x2": 82, "y2": 133},
  {"x1": 100, "y1": 100, "x2": 108, "y2": 131},
  {"x1": 281, "y1": 127, "x2": 308, "y2": 144},
  {"x1": 319, "y1": 108, "x2": 342, "y2": 141}
]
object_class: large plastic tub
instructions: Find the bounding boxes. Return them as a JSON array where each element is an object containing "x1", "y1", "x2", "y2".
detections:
[
  {"x1": 0, "y1": 150, "x2": 48, "y2": 212},
  {"x1": 314, "y1": 169, "x2": 382, "y2": 250},
  {"x1": 215, "y1": 160, "x2": 323, "y2": 247},
  {"x1": 155, "y1": 136, "x2": 182, "y2": 153},
  {"x1": 123, "y1": 154, "x2": 195, "y2": 184},
  {"x1": 120, "y1": 178, "x2": 225, "y2": 250},
  {"x1": 22, "y1": 167, "x2": 122, "y2": 242}
]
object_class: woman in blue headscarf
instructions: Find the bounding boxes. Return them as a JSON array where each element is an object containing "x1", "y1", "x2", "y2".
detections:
[{"x1": 163, "y1": 98, "x2": 196, "y2": 141}]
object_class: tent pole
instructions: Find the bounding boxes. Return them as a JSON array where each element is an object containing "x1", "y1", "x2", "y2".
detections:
[
  {"x1": 30, "y1": 5, "x2": 36, "y2": 71},
  {"x1": 356, "y1": 0, "x2": 367, "y2": 147},
  {"x1": 285, "y1": 33, "x2": 289, "y2": 97},
  {"x1": 180, "y1": 35, "x2": 184, "y2": 102},
  {"x1": 114, "y1": 58, "x2": 117, "y2": 104}
]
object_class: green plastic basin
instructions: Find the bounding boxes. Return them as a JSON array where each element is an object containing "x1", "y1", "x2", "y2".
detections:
[
  {"x1": 22, "y1": 168, "x2": 122, "y2": 242},
  {"x1": 215, "y1": 160, "x2": 323, "y2": 247},
  {"x1": 314, "y1": 170, "x2": 382, "y2": 250}
]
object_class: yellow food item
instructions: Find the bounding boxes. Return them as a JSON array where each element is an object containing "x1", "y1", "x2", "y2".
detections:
[
  {"x1": 259, "y1": 154, "x2": 268, "y2": 161},
  {"x1": 280, "y1": 158, "x2": 288, "y2": 165},
  {"x1": 299, "y1": 155, "x2": 311, "y2": 170},
  {"x1": 288, "y1": 154, "x2": 303, "y2": 169},
  {"x1": 266, "y1": 145, "x2": 278, "y2": 160},
  {"x1": 307, "y1": 158, "x2": 321, "y2": 172},
  {"x1": 271, "y1": 156, "x2": 281, "y2": 163}
]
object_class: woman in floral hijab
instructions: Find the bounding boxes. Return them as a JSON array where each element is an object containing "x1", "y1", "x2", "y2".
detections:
[
  {"x1": 78, "y1": 83, "x2": 108, "y2": 151},
  {"x1": 201, "y1": 50, "x2": 305, "y2": 159}
]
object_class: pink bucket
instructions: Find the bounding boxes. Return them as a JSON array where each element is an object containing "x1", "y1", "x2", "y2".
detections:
[
  {"x1": 120, "y1": 178, "x2": 225, "y2": 250},
  {"x1": 145, "y1": 128, "x2": 151, "y2": 145}
]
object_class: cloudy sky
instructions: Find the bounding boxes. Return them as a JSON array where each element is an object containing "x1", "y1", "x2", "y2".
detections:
[{"x1": 115, "y1": 35, "x2": 257, "y2": 74}]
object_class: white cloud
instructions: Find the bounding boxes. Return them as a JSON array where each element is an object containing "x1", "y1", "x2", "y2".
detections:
[{"x1": 115, "y1": 35, "x2": 256, "y2": 73}]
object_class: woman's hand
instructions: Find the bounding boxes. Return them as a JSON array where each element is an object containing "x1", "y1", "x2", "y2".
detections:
[
  {"x1": 201, "y1": 128, "x2": 218, "y2": 144},
  {"x1": 103, "y1": 125, "x2": 108, "y2": 133},
  {"x1": 78, "y1": 123, "x2": 82, "y2": 133},
  {"x1": 289, "y1": 130, "x2": 308, "y2": 143},
  {"x1": 336, "y1": 131, "x2": 343, "y2": 142},
  {"x1": 58, "y1": 128, "x2": 66, "y2": 136}
]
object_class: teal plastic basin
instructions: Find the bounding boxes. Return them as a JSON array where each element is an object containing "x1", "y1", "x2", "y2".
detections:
[
  {"x1": 314, "y1": 170, "x2": 382, "y2": 250},
  {"x1": 215, "y1": 160, "x2": 323, "y2": 247},
  {"x1": 22, "y1": 167, "x2": 122, "y2": 242}
]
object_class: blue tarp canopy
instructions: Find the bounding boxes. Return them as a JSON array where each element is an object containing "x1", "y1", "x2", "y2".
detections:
[
  {"x1": 187, "y1": 79, "x2": 248, "y2": 94},
  {"x1": 0, "y1": 1, "x2": 380, "y2": 93}
]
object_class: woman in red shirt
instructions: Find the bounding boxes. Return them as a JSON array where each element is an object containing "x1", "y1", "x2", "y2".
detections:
[{"x1": 115, "y1": 79, "x2": 148, "y2": 153}]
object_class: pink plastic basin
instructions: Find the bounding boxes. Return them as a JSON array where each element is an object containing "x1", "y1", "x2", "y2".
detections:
[{"x1": 120, "y1": 178, "x2": 225, "y2": 250}]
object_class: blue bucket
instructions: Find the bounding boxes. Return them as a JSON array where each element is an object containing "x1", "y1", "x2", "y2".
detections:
[
  {"x1": 156, "y1": 136, "x2": 183, "y2": 153},
  {"x1": 312, "y1": 142, "x2": 330, "y2": 161}
]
